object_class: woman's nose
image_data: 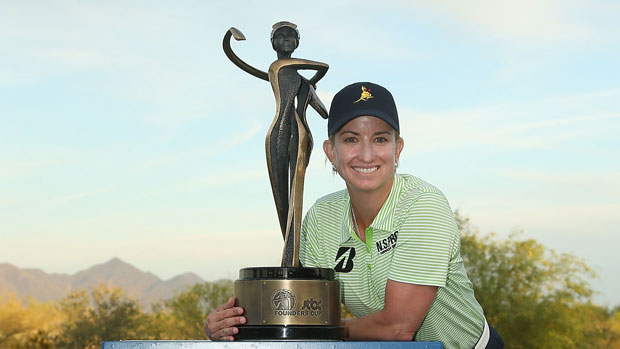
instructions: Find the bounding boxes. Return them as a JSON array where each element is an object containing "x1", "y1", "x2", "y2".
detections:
[{"x1": 359, "y1": 141, "x2": 374, "y2": 162}]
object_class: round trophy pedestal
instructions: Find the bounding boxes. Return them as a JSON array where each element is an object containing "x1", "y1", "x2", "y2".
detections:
[{"x1": 233, "y1": 267, "x2": 345, "y2": 341}]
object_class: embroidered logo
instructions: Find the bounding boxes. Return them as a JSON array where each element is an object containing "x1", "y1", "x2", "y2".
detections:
[
  {"x1": 353, "y1": 85, "x2": 373, "y2": 103},
  {"x1": 334, "y1": 247, "x2": 356, "y2": 272},
  {"x1": 375, "y1": 231, "x2": 398, "y2": 255}
]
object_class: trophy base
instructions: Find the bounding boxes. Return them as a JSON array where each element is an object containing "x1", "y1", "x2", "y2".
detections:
[
  {"x1": 233, "y1": 267, "x2": 344, "y2": 341},
  {"x1": 235, "y1": 325, "x2": 345, "y2": 341}
]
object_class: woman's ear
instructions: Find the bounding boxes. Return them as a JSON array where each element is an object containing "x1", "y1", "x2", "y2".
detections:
[
  {"x1": 395, "y1": 137, "x2": 404, "y2": 163},
  {"x1": 323, "y1": 139, "x2": 335, "y2": 164}
]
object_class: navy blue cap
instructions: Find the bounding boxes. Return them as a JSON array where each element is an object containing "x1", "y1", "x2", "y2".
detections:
[{"x1": 327, "y1": 82, "x2": 399, "y2": 135}]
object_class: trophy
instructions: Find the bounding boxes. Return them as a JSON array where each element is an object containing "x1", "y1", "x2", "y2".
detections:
[{"x1": 222, "y1": 22, "x2": 344, "y2": 340}]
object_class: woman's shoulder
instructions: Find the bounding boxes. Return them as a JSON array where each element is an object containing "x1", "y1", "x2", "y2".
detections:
[
  {"x1": 304, "y1": 189, "x2": 348, "y2": 226},
  {"x1": 398, "y1": 173, "x2": 447, "y2": 198},
  {"x1": 312, "y1": 188, "x2": 349, "y2": 208}
]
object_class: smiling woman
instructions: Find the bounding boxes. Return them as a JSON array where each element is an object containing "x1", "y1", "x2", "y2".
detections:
[{"x1": 298, "y1": 82, "x2": 505, "y2": 347}]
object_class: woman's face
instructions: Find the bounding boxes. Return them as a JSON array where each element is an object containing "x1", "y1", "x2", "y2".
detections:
[
  {"x1": 324, "y1": 116, "x2": 404, "y2": 196},
  {"x1": 272, "y1": 27, "x2": 298, "y2": 54}
]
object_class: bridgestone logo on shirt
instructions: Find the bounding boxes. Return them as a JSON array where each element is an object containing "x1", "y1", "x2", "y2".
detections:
[
  {"x1": 376, "y1": 231, "x2": 398, "y2": 255},
  {"x1": 334, "y1": 247, "x2": 356, "y2": 272}
]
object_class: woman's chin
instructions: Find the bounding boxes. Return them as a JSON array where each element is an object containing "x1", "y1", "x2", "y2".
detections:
[{"x1": 345, "y1": 178, "x2": 390, "y2": 194}]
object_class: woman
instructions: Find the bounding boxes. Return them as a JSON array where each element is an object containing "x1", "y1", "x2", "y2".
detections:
[{"x1": 206, "y1": 82, "x2": 504, "y2": 348}]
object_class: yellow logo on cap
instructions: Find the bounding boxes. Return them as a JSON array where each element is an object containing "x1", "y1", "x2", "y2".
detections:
[{"x1": 353, "y1": 86, "x2": 373, "y2": 103}]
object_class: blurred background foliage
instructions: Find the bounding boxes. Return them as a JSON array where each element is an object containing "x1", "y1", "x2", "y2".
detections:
[{"x1": 1, "y1": 213, "x2": 619, "y2": 348}]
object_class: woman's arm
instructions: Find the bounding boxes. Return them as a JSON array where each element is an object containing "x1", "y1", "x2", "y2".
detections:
[{"x1": 343, "y1": 280, "x2": 438, "y2": 341}]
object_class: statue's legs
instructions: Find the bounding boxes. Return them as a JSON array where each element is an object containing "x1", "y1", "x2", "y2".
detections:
[
  {"x1": 266, "y1": 107, "x2": 293, "y2": 239},
  {"x1": 281, "y1": 112, "x2": 309, "y2": 267}
]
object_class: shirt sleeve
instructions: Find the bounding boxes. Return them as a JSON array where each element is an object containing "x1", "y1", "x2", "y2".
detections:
[
  {"x1": 388, "y1": 191, "x2": 459, "y2": 287},
  {"x1": 300, "y1": 205, "x2": 321, "y2": 268}
]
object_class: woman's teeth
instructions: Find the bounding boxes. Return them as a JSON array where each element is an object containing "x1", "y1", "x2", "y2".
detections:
[{"x1": 353, "y1": 166, "x2": 379, "y2": 173}]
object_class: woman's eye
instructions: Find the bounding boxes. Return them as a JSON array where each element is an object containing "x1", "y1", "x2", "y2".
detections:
[
  {"x1": 375, "y1": 137, "x2": 388, "y2": 143},
  {"x1": 344, "y1": 137, "x2": 356, "y2": 143}
]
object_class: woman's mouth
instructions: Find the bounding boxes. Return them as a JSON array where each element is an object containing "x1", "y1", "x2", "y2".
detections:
[{"x1": 353, "y1": 166, "x2": 379, "y2": 173}]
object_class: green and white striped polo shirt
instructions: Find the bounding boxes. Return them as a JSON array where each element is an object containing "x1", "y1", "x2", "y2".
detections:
[{"x1": 300, "y1": 174, "x2": 485, "y2": 347}]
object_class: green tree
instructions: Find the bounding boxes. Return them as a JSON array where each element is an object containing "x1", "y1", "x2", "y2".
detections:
[
  {"x1": 56, "y1": 284, "x2": 148, "y2": 348},
  {"x1": 148, "y1": 280, "x2": 233, "y2": 339},
  {"x1": 0, "y1": 292, "x2": 34, "y2": 346},
  {"x1": 595, "y1": 306, "x2": 620, "y2": 348},
  {"x1": 0, "y1": 292, "x2": 61, "y2": 348},
  {"x1": 455, "y1": 211, "x2": 603, "y2": 348}
]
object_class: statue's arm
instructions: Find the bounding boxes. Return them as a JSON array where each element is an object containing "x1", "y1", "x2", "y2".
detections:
[
  {"x1": 307, "y1": 62, "x2": 328, "y2": 87},
  {"x1": 308, "y1": 86, "x2": 328, "y2": 119},
  {"x1": 300, "y1": 61, "x2": 329, "y2": 119},
  {"x1": 222, "y1": 27, "x2": 269, "y2": 81},
  {"x1": 276, "y1": 58, "x2": 328, "y2": 87},
  {"x1": 294, "y1": 60, "x2": 329, "y2": 119}
]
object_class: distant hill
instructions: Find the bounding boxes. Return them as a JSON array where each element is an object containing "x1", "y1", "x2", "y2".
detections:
[{"x1": 0, "y1": 258, "x2": 205, "y2": 306}]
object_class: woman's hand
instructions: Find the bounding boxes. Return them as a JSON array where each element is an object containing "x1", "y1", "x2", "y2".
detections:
[{"x1": 204, "y1": 297, "x2": 246, "y2": 341}]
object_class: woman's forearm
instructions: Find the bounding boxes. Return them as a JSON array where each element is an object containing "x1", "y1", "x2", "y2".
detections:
[
  {"x1": 342, "y1": 281, "x2": 437, "y2": 341},
  {"x1": 342, "y1": 310, "x2": 416, "y2": 341}
]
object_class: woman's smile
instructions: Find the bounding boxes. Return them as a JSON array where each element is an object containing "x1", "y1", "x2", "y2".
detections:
[{"x1": 353, "y1": 165, "x2": 379, "y2": 173}]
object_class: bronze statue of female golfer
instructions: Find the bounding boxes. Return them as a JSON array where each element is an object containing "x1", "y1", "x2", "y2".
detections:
[{"x1": 223, "y1": 21, "x2": 329, "y2": 267}]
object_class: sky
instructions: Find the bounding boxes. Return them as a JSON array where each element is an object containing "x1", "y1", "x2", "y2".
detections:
[{"x1": 1, "y1": 1, "x2": 619, "y2": 306}]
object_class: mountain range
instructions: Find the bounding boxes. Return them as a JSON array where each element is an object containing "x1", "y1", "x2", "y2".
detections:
[{"x1": 0, "y1": 258, "x2": 205, "y2": 306}]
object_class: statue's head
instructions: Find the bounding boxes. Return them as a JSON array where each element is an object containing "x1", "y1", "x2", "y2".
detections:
[{"x1": 271, "y1": 21, "x2": 300, "y2": 55}]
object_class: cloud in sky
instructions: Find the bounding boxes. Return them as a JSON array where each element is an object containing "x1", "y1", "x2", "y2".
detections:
[
  {"x1": 407, "y1": 0, "x2": 603, "y2": 43},
  {"x1": 400, "y1": 87, "x2": 620, "y2": 156},
  {"x1": 43, "y1": 185, "x2": 117, "y2": 207}
]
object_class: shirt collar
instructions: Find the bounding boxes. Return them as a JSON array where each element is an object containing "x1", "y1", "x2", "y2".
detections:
[
  {"x1": 370, "y1": 174, "x2": 402, "y2": 233},
  {"x1": 339, "y1": 174, "x2": 403, "y2": 244}
]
